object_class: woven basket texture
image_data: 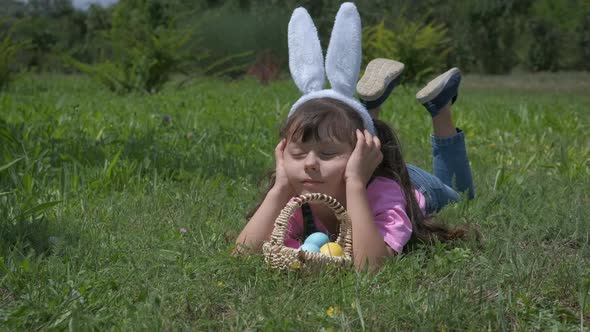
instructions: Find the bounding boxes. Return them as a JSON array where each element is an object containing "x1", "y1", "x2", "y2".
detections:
[{"x1": 262, "y1": 193, "x2": 353, "y2": 271}]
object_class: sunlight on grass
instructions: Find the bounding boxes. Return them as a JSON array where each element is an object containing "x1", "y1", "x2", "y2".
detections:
[{"x1": 0, "y1": 73, "x2": 588, "y2": 330}]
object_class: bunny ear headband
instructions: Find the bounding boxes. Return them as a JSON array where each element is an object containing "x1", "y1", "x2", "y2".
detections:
[{"x1": 287, "y1": 2, "x2": 376, "y2": 135}]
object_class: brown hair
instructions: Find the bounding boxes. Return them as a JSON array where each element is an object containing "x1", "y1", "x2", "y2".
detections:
[{"x1": 247, "y1": 98, "x2": 468, "y2": 246}]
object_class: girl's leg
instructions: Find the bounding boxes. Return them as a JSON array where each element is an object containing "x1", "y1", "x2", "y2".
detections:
[
  {"x1": 430, "y1": 104, "x2": 475, "y2": 199},
  {"x1": 416, "y1": 68, "x2": 475, "y2": 199},
  {"x1": 407, "y1": 163, "x2": 460, "y2": 214}
]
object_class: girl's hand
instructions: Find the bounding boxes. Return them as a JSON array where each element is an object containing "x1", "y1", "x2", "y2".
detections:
[
  {"x1": 345, "y1": 129, "x2": 383, "y2": 186},
  {"x1": 272, "y1": 139, "x2": 297, "y2": 197}
]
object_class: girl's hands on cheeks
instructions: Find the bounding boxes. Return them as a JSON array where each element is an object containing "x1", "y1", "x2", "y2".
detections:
[
  {"x1": 344, "y1": 129, "x2": 383, "y2": 186},
  {"x1": 272, "y1": 139, "x2": 297, "y2": 198}
]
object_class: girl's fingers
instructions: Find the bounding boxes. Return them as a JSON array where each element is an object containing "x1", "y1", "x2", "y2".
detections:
[
  {"x1": 364, "y1": 129, "x2": 375, "y2": 149},
  {"x1": 356, "y1": 129, "x2": 382, "y2": 156},
  {"x1": 355, "y1": 129, "x2": 364, "y2": 148},
  {"x1": 364, "y1": 129, "x2": 371, "y2": 144},
  {"x1": 275, "y1": 139, "x2": 286, "y2": 160},
  {"x1": 373, "y1": 135, "x2": 381, "y2": 150}
]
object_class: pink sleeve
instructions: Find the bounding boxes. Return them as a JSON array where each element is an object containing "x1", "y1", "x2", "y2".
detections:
[{"x1": 366, "y1": 177, "x2": 414, "y2": 253}]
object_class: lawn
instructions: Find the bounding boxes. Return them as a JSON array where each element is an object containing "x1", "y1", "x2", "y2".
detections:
[{"x1": 0, "y1": 72, "x2": 589, "y2": 330}]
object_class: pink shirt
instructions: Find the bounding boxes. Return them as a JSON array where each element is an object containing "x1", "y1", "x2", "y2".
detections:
[{"x1": 284, "y1": 176, "x2": 426, "y2": 253}]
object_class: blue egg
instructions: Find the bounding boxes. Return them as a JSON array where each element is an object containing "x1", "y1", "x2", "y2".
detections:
[
  {"x1": 299, "y1": 243, "x2": 320, "y2": 252},
  {"x1": 304, "y1": 232, "x2": 329, "y2": 248}
]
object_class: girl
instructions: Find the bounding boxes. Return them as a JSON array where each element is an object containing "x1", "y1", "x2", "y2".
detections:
[{"x1": 235, "y1": 4, "x2": 474, "y2": 271}]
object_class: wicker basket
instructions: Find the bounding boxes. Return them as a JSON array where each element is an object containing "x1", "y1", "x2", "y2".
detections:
[{"x1": 262, "y1": 193, "x2": 353, "y2": 271}]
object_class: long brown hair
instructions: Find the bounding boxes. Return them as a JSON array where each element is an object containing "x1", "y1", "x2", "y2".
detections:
[{"x1": 247, "y1": 97, "x2": 468, "y2": 246}]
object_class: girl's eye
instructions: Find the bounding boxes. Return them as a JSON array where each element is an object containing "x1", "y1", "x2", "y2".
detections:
[
  {"x1": 321, "y1": 152, "x2": 338, "y2": 157},
  {"x1": 291, "y1": 152, "x2": 307, "y2": 158}
]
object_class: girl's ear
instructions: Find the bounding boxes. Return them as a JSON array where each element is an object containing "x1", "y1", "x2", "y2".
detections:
[
  {"x1": 325, "y1": 2, "x2": 362, "y2": 97},
  {"x1": 288, "y1": 7, "x2": 325, "y2": 94}
]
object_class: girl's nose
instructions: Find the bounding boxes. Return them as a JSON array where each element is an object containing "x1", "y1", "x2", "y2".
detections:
[{"x1": 304, "y1": 153, "x2": 319, "y2": 171}]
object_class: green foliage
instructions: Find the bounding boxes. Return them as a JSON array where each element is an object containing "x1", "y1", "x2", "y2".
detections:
[
  {"x1": 362, "y1": 20, "x2": 395, "y2": 64},
  {"x1": 434, "y1": 0, "x2": 590, "y2": 73},
  {"x1": 466, "y1": 1, "x2": 523, "y2": 74},
  {"x1": 77, "y1": 4, "x2": 112, "y2": 64},
  {"x1": 63, "y1": 58, "x2": 131, "y2": 93},
  {"x1": 0, "y1": 26, "x2": 28, "y2": 89},
  {"x1": 195, "y1": 3, "x2": 289, "y2": 79},
  {"x1": 4, "y1": 0, "x2": 590, "y2": 80},
  {"x1": 525, "y1": 18, "x2": 560, "y2": 71},
  {"x1": 0, "y1": 120, "x2": 60, "y2": 254},
  {"x1": 65, "y1": 0, "x2": 197, "y2": 94},
  {"x1": 6, "y1": 0, "x2": 87, "y2": 72},
  {"x1": 527, "y1": 0, "x2": 590, "y2": 70},
  {"x1": 362, "y1": 19, "x2": 450, "y2": 84},
  {"x1": 575, "y1": 14, "x2": 590, "y2": 71}
]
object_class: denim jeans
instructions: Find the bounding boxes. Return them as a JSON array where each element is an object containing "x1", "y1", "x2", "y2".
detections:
[{"x1": 407, "y1": 128, "x2": 474, "y2": 214}]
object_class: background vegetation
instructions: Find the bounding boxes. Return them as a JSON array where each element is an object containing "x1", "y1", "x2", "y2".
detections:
[{"x1": 1, "y1": 0, "x2": 590, "y2": 91}]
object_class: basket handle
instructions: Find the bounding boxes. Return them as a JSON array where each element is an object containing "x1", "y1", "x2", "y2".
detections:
[{"x1": 269, "y1": 193, "x2": 353, "y2": 256}]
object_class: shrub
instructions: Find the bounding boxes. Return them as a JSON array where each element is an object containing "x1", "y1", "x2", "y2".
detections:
[
  {"x1": 362, "y1": 18, "x2": 451, "y2": 84},
  {"x1": 0, "y1": 25, "x2": 28, "y2": 90},
  {"x1": 527, "y1": 0, "x2": 590, "y2": 71},
  {"x1": 467, "y1": 4, "x2": 520, "y2": 74},
  {"x1": 65, "y1": 0, "x2": 196, "y2": 94},
  {"x1": 574, "y1": 13, "x2": 590, "y2": 70},
  {"x1": 196, "y1": 3, "x2": 289, "y2": 79},
  {"x1": 525, "y1": 18, "x2": 560, "y2": 71}
]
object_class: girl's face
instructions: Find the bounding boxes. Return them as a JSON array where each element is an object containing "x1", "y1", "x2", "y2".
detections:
[{"x1": 283, "y1": 125, "x2": 354, "y2": 201}]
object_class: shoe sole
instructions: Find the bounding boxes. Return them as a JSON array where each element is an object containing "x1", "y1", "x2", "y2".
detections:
[
  {"x1": 356, "y1": 59, "x2": 405, "y2": 101},
  {"x1": 415, "y1": 67, "x2": 461, "y2": 104}
]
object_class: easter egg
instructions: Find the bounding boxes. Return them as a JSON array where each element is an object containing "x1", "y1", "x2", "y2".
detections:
[
  {"x1": 320, "y1": 242, "x2": 344, "y2": 257},
  {"x1": 299, "y1": 243, "x2": 320, "y2": 253},
  {"x1": 304, "y1": 232, "x2": 329, "y2": 248}
]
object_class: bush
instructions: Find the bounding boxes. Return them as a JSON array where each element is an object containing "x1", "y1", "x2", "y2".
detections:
[
  {"x1": 468, "y1": 2, "x2": 521, "y2": 74},
  {"x1": 65, "y1": 0, "x2": 197, "y2": 94},
  {"x1": 525, "y1": 18, "x2": 560, "y2": 71},
  {"x1": 195, "y1": 3, "x2": 289, "y2": 79},
  {"x1": 574, "y1": 13, "x2": 590, "y2": 70},
  {"x1": 530, "y1": 0, "x2": 590, "y2": 71},
  {"x1": 362, "y1": 18, "x2": 451, "y2": 84},
  {"x1": 0, "y1": 26, "x2": 28, "y2": 90}
]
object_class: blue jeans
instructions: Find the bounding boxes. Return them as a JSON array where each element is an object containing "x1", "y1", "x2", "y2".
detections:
[{"x1": 407, "y1": 129, "x2": 474, "y2": 214}]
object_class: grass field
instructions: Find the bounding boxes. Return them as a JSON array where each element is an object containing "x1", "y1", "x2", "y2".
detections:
[{"x1": 1, "y1": 72, "x2": 589, "y2": 330}]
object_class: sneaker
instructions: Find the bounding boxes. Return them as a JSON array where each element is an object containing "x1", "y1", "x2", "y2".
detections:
[
  {"x1": 415, "y1": 67, "x2": 461, "y2": 117},
  {"x1": 357, "y1": 58, "x2": 405, "y2": 110}
]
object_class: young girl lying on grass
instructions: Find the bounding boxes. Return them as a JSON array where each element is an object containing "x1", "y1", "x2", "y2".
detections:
[{"x1": 236, "y1": 3, "x2": 474, "y2": 271}]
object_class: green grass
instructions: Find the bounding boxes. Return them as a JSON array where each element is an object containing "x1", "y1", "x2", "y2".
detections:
[{"x1": 1, "y1": 72, "x2": 589, "y2": 330}]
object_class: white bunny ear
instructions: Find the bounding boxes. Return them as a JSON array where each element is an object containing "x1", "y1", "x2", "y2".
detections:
[
  {"x1": 288, "y1": 7, "x2": 325, "y2": 94},
  {"x1": 325, "y1": 2, "x2": 362, "y2": 97},
  {"x1": 287, "y1": 3, "x2": 377, "y2": 135}
]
